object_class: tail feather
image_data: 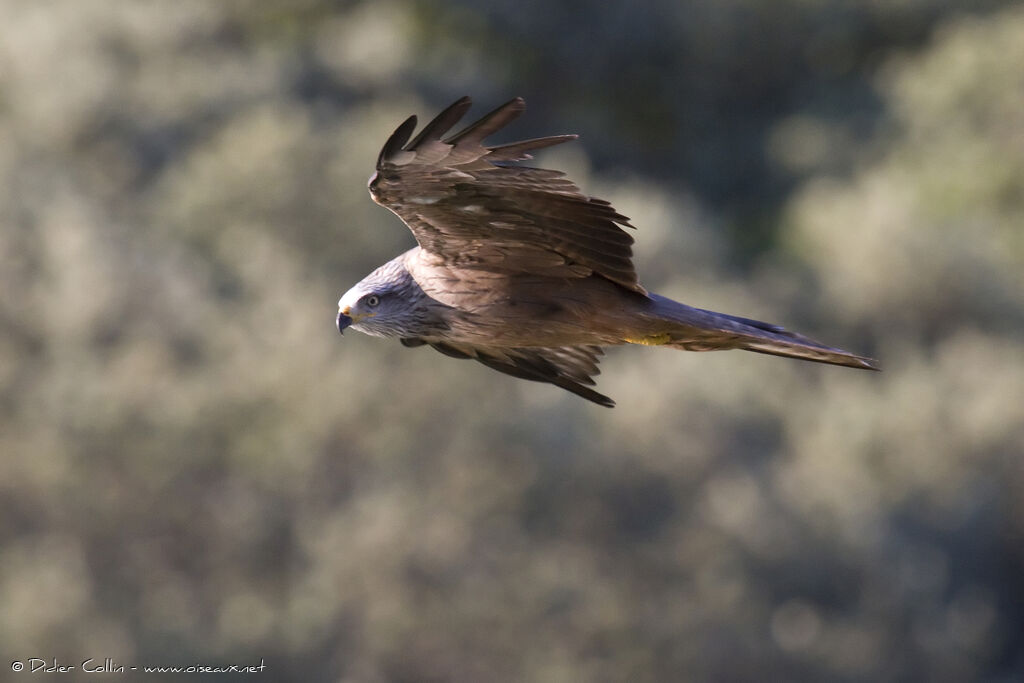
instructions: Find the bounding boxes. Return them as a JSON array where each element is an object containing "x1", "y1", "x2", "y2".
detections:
[{"x1": 645, "y1": 294, "x2": 879, "y2": 371}]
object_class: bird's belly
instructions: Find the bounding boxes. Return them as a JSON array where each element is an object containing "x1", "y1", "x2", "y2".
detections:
[
  {"x1": 411, "y1": 262, "x2": 653, "y2": 346},
  {"x1": 438, "y1": 281, "x2": 641, "y2": 347},
  {"x1": 446, "y1": 311, "x2": 610, "y2": 346}
]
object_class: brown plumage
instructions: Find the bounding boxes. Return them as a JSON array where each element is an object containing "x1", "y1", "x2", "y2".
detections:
[{"x1": 337, "y1": 97, "x2": 878, "y2": 407}]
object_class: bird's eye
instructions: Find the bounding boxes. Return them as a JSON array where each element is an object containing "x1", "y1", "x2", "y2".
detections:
[{"x1": 365, "y1": 295, "x2": 380, "y2": 307}]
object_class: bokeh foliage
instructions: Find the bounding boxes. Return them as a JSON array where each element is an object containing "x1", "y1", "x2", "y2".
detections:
[{"x1": 1, "y1": 1, "x2": 1022, "y2": 681}]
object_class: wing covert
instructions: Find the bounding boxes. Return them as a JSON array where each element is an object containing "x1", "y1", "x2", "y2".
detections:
[{"x1": 369, "y1": 97, "x2": 645, "y2": 294}]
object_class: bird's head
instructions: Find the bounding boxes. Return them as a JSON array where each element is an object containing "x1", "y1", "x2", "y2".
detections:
[{"x1": 337, "y1": 256, "x2": 431, "y2": 338}]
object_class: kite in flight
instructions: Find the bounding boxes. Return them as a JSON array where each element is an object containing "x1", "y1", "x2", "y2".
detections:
[{"x1": 337, "y1": 97, "x2": 878, "y2": 407}]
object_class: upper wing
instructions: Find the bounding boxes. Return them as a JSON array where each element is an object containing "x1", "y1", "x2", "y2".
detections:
[
  {"x1": 369, "y1": 97, "x2": 645, "y2": 294},
  {"x1": 401, "y1": 338, "x2": 614, "y2": 407}
]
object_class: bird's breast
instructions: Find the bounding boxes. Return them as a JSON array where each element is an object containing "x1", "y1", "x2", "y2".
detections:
[{"x1": 409, "y1": 265, "x2": 636, "y2": 347}]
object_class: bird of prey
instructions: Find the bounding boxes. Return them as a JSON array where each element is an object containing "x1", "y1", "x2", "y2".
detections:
[{"x1": 337, "y1": 97, "x2": 878, "y2": 407}]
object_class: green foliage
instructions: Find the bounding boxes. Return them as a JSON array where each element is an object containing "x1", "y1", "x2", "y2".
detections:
[{"x1": 1, "y1": 2, "x2": 1021, "y2": 681}]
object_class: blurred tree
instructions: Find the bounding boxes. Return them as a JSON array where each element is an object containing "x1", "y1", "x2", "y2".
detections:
[
  {"x1": 404, "y1": 0, "x2": 1014, "y2": 260},
  {"x1": 0, "y1": 1, "x2": 1021, "y2": 682}
]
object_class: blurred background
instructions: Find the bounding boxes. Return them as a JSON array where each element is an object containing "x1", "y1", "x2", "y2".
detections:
[{"x1": 1, "y1": 1, "x2": 1023, "y2": 681}]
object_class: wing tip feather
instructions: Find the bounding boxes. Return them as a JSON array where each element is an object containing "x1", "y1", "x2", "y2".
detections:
[
  {"x1": 404, "y1": 96, "x2": 474, "y2": 151},
  {"x1": 377, "y1": 114, "x2": 418, "y2": 167},
  {"x1": 382, "y1": 97, "x2": 581, "y2": 167}
]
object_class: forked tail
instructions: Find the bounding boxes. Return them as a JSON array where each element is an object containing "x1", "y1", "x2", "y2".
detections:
[{"x1": 643, "y1": 294, "x2": 879, "y2": 371}]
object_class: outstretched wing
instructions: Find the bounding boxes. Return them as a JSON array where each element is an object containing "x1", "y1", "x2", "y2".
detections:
[
  {"x1": 370, "y1": 97, "x2": 645, "y2": 294},
  {"x1": 400, "y1": 338, "x2": 614, "y2": 407}
]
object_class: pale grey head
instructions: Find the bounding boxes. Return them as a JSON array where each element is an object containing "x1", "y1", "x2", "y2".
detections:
[{"x1": 336, "y1": 254, "x2": 444, "y2": 339}]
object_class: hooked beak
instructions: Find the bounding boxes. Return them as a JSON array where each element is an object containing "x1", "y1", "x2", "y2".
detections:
[{"x1": 336, "y1": 307, "x2": 353, "y2": 335}]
